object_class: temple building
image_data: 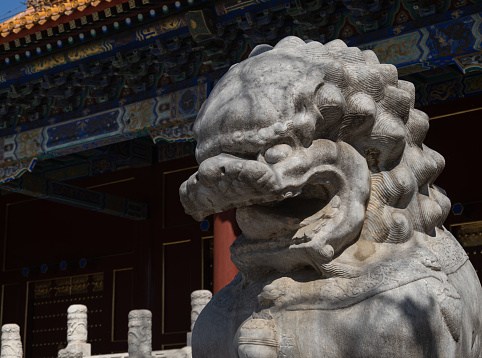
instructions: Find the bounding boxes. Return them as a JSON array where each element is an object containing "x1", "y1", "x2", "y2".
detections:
[{"x1": 0, "y1": 0, "x2": 481, "y2": 356}]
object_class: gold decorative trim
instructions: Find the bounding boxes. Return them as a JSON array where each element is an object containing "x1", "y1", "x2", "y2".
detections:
[
  {"x1": 161, "y1": 240, "x2": 191, "y2": 335},
  {"x1": 430, "y1": 106, "x2": 482, "y2": 120},
  {"x1": 201, "y1": 236, "x2": 213, "y2": 290},
  {"x1": 450, "y1": 220, "x2": 482, "y2": 247},
  {"x1": 87, "y1": 177, "x2": 135, "y2": 190},
  {"x1": 162, "y1": 165, "x2": 198, "y2": 176},
  {"x1": 24, "y1": 281, "x2": 29, "y2": 357},
  {"x1": 25, "y1": 272, "x2": 104, "y2": 351},
  {"x1": 162, "y1": 166, "x2": 198, "y2": 229},
  {"x1": 111, "y1": 268, "x2": 133, "y2": 343},
  {"x1": 162, "y1": 239, "x2": 191, "y2": 246},
  {"x1": 161, "y1": 244, "x2": 165, "y2": 334},
  {"x1": 450, "y1": 220, "x2": 482, "y2": 228}
]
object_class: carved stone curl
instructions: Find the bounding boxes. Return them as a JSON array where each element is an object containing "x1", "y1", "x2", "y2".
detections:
[
  {"x1": 180, "y1": 36, "x2": 482, "y2": 357},
  {"x1": 234, "y1": 315, "x2": 280, "y2": 358},
  {"x1": 128, "y1": 310, "x2": 153, "y2": 357},
  {"x1": 67, "y1": 305, "x2": 88, "y2": 344},
  {"x1": 63, "y1": 305, "x2": 90, "y2": 357},
  {"x1": 1, "y1": 324, "x2": 22, "y2": 358}
]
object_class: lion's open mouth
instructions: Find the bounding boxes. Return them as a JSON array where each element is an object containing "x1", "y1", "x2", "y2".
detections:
[
  {"x1": 231, "y1": 184, "x2": 340, "y2": 271},
  {"x1": 234, "y1": 180, "x2": 336, "y2": 237},
  {"x1": 180, "y1": 140, "x2": 371, "y2": 273}
]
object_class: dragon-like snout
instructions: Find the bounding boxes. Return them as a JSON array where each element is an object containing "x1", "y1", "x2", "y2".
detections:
[{"x1": 179, "y1": 153, "x2": 280, "y2": 221}]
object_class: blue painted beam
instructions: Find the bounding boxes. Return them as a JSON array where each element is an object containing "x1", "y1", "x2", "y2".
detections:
[{"x1": 358, "y1": 12, "x2": 482, "y2": 76}]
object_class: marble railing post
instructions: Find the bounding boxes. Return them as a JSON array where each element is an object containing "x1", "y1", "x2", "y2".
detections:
[
  {"x1": 187, "y1": 290, "x2": 212, "y2": 346},
  {"x1": 190, "y1": 290, "x2": 212, "y2": 332},
  {"x1": 1, "y1": 324, "x2": 22, "y2": 358},
  {"x1": 128, "y1": 310, "x2": 153, "y2": 358},
  {"x1": 58, "y1": 305, "x2": 91, "y2": 357}
]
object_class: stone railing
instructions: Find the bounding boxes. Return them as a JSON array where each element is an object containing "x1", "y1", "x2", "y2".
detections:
[
  {"x1": 0, "y1": 290, "x2": 212, "y2": 358},
  {"x1": 1, "y1": 324, "x2": 23, "y2": 358}
]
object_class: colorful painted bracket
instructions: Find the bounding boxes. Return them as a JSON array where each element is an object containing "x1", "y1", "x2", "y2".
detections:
[
  {"x1": 149, "y1": 121, "x2": 194, "y2": 143},
  {"x1": 415, "y1": 70, "x2": 482, "y2": 107},
  {"x1": 454, "y1": 51, "x2": 482, "y2": 74},
  {"x1": 0, "y1": 158, "x2": 37, "y2": 184}
]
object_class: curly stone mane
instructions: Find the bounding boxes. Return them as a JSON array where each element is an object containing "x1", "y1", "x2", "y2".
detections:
[
  {"x1": 244, "y1": 36, "x2": 451, "y2": 244},
  {"x1": 185, "y1": 36, "x2": 482, "y2": 358}
]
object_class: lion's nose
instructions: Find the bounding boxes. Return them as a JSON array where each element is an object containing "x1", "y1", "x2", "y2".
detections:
[
  {"x1": 197, "y1": 157, "x2": 226, "y2": 187},
  {"x1": 198, "y1": 155, "x2": 270, "y2": 189}
]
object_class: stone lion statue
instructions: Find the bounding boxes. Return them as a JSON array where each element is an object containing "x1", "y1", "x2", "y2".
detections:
[{"x1": 179, "y1": 36, "x2": 482, "y2": 357}]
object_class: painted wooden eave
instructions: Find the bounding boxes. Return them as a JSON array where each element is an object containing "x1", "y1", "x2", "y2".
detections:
[{"x1": 0, "y1": 0, "x2": 130, "y2": 45}]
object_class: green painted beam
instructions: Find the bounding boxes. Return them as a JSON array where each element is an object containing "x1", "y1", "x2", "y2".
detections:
[{"x1": 1, "y1": 173, "x2": 148, "y2": 220}]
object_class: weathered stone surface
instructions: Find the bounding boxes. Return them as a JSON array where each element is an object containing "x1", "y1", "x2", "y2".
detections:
[
  {"x1": 180, "y1": 36, "x2": 482, "y2": 357},
  {"x1": 170, "y1": 346, "x2": 192, "y2": 358},
  {"x1": 58, "y1": 348, "x2": 82, "y2": 358},
  {"x1": 1, "y1": 324, "x2": 22, "y2": 358},
  {"x1": 67, "y1": 305, "x2": 88, "y2": 344},
  {"x1": 187, "y1": 290, "x2": 212, "y2": 347},
  {"x1": 190, "y1": 290, "x2": 212, "y2": 331},
  {"x1": 128, "y1": 310, "x2": 153, "y2": 358},
  {"x1": 64, "y1": 304, "x2": 91, "y2": 357}
]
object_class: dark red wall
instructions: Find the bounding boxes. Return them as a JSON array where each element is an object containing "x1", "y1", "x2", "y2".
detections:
[
  {"x1": 423, "y1": 95, "x2": 482, "y2": 279},
  {"x1": 2, "y1": 94, "x2": 482, "y2": 357},
  {"x1": 0, "y1": 155, "x2": 212, "y2": 356}
]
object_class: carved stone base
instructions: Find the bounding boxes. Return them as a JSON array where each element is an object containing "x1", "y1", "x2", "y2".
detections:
[
  {"x1": 192, "y1": 244, "x2": 482, "y2": 357},
  {"x1": 58, "y1": 349, "x2": 82, "y2": 358},
  {"x1": 64, "y1": 342, "x2": 91, "y2": 356}
]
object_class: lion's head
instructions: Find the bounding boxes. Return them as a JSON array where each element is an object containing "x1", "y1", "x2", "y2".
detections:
[{"x1": 179, "y1": 36, "x2": 451, "y2": 276}]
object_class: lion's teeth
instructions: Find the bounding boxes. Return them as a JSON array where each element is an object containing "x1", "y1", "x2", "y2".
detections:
[{"x1": 283, "y1": 191, "x2": 294, "y2": 198}]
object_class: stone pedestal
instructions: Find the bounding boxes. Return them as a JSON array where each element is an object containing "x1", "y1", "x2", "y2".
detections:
[
  {"x1": 172, "y1": 346, "x2": 192, "y2": 358},
  {"x1": 1, "y1": 324, "x2": 22, "y2": 358},
  {"x1": 128, "y1": 310, "x2": 153, "y2": 358},
  {"x1": 58, "y1": 349, "x2": 82, "y2": 358}
]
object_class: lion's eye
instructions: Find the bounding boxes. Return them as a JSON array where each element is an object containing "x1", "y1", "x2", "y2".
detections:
[{"x1": 264, "y1": 144, "x2": 293, "y2": 164}]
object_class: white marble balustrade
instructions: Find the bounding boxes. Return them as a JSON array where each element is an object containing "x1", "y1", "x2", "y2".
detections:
[{"x1": 0, "y1": 290, "x2": 211, "y2": 358}]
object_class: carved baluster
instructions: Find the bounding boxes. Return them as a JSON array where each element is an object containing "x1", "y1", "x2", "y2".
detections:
[
  {"x1": 60, "y1": 305, "x2": 91, "y2": 357},
  {"x1": 186, "y1": 290, "x2": 211, "y2": 346},
  {"x1": 67, "y1": 305, "x2": 88, "y2": 345},
  {"x1": 190, "y1": 290, "x2": 211, "y2": 331},
  {"x1": 128, "y1": 310, "x2": 153, "y2": 357},
  {"x1": 1, "y1": 324, "x2": 22, "y2": 358}
]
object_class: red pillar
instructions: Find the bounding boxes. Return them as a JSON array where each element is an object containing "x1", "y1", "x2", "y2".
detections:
[{"x1": 213, "y1": 209, "x2": 241, "y2": 294}]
